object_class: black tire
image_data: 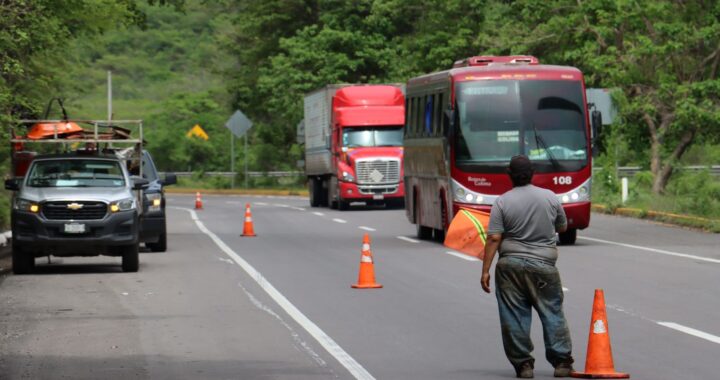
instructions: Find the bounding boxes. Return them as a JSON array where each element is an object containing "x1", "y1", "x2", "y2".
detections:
[
  {"x1": 338, "y1": 199, "x2": 349, "y2": 210},
  {"x1": 121, "y1": 243, "x2": 140, "y2": 272},
  {"x1": 558, "y1": 229, "x2": 577, "y2": 245},
  {"x1": 12, "y1": 244, "x2": 35, "y2": 275},
  {"x1": 147, "y1": 230, "x2": 167, "y2": 252},
  {"x1": 434, "y1": 197, "x2": 449, "y2": 242},
  {"x1": 309, "y1": 178, "x2": 320, "y2": 207},
  {"x1": 415, "y1": 200, "x2": 433, "y2": 240}
]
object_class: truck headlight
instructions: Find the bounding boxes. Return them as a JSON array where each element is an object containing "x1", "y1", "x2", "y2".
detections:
[
  {"x1": 342, "y1": 171, "x2": 355, "y2": 182},
  {"x1": 146, "y1": 193, "x2": 162, "y2": 212},
  {"x1": 14, "y1": 198, "x2": 39, "y2": 213},
  {"x1": 110, "y1": 198, "x2": 135, "y2": 212}
]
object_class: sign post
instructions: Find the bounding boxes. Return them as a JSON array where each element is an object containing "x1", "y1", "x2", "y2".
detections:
[{"x1": 224, "y1": 110, "x2": 253, "y2": 188}]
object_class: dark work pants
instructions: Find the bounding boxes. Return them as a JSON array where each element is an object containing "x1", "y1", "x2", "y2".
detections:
[{"x1": 494, "y1": 256, "x2": 573, "y2": 370}]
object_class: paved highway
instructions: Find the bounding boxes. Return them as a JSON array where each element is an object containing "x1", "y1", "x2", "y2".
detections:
[{"x1": 1, "y1": 194, "x2": 718, "y2": 379}]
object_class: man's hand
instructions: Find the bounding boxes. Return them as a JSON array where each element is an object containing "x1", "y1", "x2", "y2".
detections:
[{"x1": 481, "y1": 272, "x2": 492, "y2": 293}]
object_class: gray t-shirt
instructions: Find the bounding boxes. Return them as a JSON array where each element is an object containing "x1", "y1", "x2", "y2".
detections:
[{"x1": 487, "y1": 184, "x2": 567, "y2": 264}]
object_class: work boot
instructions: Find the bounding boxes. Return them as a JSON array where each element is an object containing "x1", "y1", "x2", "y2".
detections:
[
  {"x1": 516, "y1": 361, "x2": 534, "y2": 378},
  {"x1": 553, "y1": 362, "x2": 574, "y2": 377}
]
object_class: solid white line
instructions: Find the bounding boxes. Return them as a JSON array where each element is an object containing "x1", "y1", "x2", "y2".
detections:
[
  {"x1": 358, "y1": 226, "x2": 376, "y2": 232},
  {"x1": 332, "y1": 218, "x2": 347, "y2": 224},
  {"x1": 397, "y1": 236, "x2": 420, "y2": 244},
  {"x1": 446, "y1": 251, "x2": 480, "y2": 262},
  {"x1": 174, "y1": 207, "x2": 375, "y2": 380},
  {"x1": 657, "y1": 322, "x2": 720, "y2": 345},
  {"x1": 313, "y1": 212, "x2": 325, "y2": 217},
  {"x1": 579, "y1": 236, "x2": 720, "y2": 264}
]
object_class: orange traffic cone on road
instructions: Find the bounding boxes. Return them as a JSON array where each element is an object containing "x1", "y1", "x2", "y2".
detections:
[
  {"x1": 352, "y1": 233, "x2": 382, "y2": 289},
  {"x1": 572, "y1": 289, "x2": 630, "y2": 378},
  {"x1": 195, "y1": 192, "x2": 203, "y2": 210},
  {"x1": 241, "y1": 203, "x2": 256, "y2": 237}
]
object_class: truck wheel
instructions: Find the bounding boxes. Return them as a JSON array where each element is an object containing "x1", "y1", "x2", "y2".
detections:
[
  {"x1": 309, "y1": 178, "x2": 320, "y2": 207},
  {"x1": 12, "y1": 244, "x2": 35, "y2": 275},
  {"x1": 121, "y1": 243, "x2": 140, "y2": 272},
  {"x1": 558, "y1": 229, "x2": 577, "y2": 245},
  {"x1": 415, "y1": 200, "x2": 433, "y2": 240},
  {"x1": 147, "y1": 231, "x2": 167, "y2": 252},
  {"x1": 338, "y1": 199, "x2": 349, "y2": 210}
]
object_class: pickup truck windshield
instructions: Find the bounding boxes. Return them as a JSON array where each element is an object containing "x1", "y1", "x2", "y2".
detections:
[
  {"x1": 27, "y1": 159, "x2": 126, "y2": 188},
  {"x1": 343, "y1": 127, "x2": 403, "y2": 148}
]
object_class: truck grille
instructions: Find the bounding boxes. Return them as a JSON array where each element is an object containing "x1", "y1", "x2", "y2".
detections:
[
  {"x1": 42, "y1": 201, "x2": 108, "y2": 220},
  {"x1": 355, "y1": 159, "x2": 400, "y2": 185}
]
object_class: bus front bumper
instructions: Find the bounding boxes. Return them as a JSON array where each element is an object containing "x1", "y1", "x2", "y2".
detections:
[{"x1": 452, "y1": 201, "x2": 590, "y2": 230}]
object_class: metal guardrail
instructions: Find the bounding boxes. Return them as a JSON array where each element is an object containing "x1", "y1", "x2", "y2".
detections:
[
  {"x1": 164, "y1": 166, "x2": 719, "y2": 179},
  {"x1": 162, "y1": 171, "x2": 303, "y2": 178},
  {"x1": 595, "y1": 165, "x2": 720, "y2": 177}
]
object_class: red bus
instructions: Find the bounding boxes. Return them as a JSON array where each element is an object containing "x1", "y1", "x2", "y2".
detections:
[{"x1": 404, "y1": 56, "x2": 600, "y2": 245}]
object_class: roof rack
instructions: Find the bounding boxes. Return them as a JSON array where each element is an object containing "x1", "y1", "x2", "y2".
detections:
[
  {"x1": 452, "y1": 55, "x2": 540, "y2": 68},
  {"x1": 11, "y1": 119, "x2": 143, "y2": 145}
]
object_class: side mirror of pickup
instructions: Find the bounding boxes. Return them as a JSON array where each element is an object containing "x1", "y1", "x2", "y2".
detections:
[
  {"x1": 161, "y1": 173, "x2": 177, "y2": 186},
  {"x1": 131, "y1": 177, "x2": 150, "y2": 190},
  {"x1": 4, "y1": 178, "x2": 20, "y2": 191}
]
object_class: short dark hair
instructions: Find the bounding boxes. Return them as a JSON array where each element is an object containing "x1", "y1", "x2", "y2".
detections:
[{"x1": 507, "y1": 155, "x2": 534, "y2": 187}]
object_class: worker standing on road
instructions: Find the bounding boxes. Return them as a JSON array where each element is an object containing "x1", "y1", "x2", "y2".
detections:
[{"x1": 481, "y1": 155, "x2": 574, "y2": 379}]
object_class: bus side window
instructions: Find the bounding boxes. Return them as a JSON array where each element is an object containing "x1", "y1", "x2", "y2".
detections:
[
  {"x1": 404, "y1": 98, "x2": 411, "y2": 137},
  {"x1": 414, "y1": 97, "x2": 422, "y2": 137},
  {"x1": 424, "y1": 95, "x2": 433, "y2": 136}
]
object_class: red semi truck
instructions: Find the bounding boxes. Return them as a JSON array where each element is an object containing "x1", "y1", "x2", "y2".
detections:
[{"x1": 301, "y1": 84, "x2": 405, "y2": 210}]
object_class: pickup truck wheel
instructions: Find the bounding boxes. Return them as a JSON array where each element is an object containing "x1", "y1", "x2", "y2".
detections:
[
  {"x1": 12, "y1": 244, "x2": 35, "y2": 275},
  {"x1": 558, "y1": 229, "x2": 577, "y2": 245},
  {"x1": 121, "y1": 243, "x2": 140, "y2": 272},
  {"x1": 147, "y1": 231, "x2": 167, "y2": 252}
]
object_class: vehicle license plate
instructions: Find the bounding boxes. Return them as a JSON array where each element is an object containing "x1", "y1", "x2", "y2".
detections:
[
  {"x1": 64, "y1": 223, "x2": 86, "y2": 234},
  {"x1": 373, "y1": 194, "x2": 384, "y2": 200}
]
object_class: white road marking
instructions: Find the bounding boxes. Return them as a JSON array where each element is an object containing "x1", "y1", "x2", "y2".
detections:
[
  {"x1": 218, "y1": 257, "x2": 235, "y2": 265},
  {"x1": 446, "y1": 251, "x2": 480, "y2": 262},
  {"x1": 657, "y1": 322, "x2": 720, "y2": 345},
  {"x1": 255, "y1": 202, "x2": 269, "y2": 206},
  {"x1": 359, "y1": 226, "x2": 376, "y2": 232},
  {"x1": 397, "y1": 236, "x2": 420, "y2": 244},
  {"x1": 579, "y1": 236, "x2": 720, "y2": 264},
  {"x1": 562, "y1": 287, "x2": 569, "y2": 292},
  {"x1": 174, "y1": 207, "x2": 375, "y2": 380},
  {"x1": 333, "y1": 218, "x2": 347, "y2": 224},
  {"x1": 275, "y1": 204, "x2": 290, "y2": 208},
  {"x1": 291, "y1": 207, "x2": 306, "y2": 211},
  {"x1": 313, "y1": 212, "x2": 325, "y2": 217}
]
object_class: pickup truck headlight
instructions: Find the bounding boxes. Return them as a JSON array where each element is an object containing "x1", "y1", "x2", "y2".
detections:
[
  {"x1": 14, "y1": 198, "x2": 39, "y2": 213},
  {"x1": 146, "y1": 193, "x2": 162, "y2": 212},
  {"x1": 110, "y1": 198, "x2": 135, "y2": 212}
]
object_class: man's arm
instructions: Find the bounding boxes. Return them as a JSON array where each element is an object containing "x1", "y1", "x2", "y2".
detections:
[{"x1": 481, "y1": 233, "x2": 502, "y2": 293}]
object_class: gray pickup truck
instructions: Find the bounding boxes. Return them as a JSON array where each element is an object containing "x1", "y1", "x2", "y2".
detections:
[{"x1": 5, "y1": 154, "x2": 149, "y2": 273}]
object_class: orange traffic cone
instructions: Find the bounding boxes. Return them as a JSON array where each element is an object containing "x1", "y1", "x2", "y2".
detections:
[
  {"x1": 351, "y1": 233, "x2": 382, "y2": 289},
  {"x1": 241, "y1": 203, "x2": 256, "y2": 237},
  {"x1": 572, "y1": 289, "x2": 630, "y2": 378},
  {"x1": 194, "y1": 192, "x2": 203, "y2": 210}
]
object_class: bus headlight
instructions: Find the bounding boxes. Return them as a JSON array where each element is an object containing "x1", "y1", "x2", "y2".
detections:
[{"x1": 558, "y1": 179, "x2": 591, "y2": 204}]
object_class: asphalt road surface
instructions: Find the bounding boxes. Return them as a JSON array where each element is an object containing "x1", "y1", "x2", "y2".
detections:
[{"x1": 1, "y1": 194, "x2": 718, "y2": 379}]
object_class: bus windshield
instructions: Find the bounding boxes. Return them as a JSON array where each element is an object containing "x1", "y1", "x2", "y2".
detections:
[
  {"x1": 454, "y1": 80, "x2": 588, "y2": 173},
  {"x1": 27, "y1": 159, "x2": 126, "y2": 188},
  {"x1": 343, "y1": 127, "x2": 403, "y2": 148}
]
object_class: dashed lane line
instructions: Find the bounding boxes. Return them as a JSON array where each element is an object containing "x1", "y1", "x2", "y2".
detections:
[
  {"x1": 313, "y1": 212, "x2": 325, "y2": 217},
  {"x1": 397, "y1": 236, "x2": 420, "y2": 244},
  {"x1": 657, "y1": 322, "x2": 720, "y2": 345},
  {"x1": 578, "y1": 236, "x2": 720, "y2": 264},
  {"x1": 332, "y1": 218, "x2": 347, "y2": 224},
  {"x1": 173, "y1": 207, "x2": 375, "y2": 380},
  {"x1": 446, "y1": 251, "x2": 480, "y2": 262},
  {"x1": 358, "y1": 226, "x2": 376, "y2": 232}
]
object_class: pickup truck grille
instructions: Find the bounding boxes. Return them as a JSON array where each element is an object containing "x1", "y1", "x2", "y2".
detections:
[
  {"x1": 42, "y1": 201, "x2": 108, "y2": 220},
  {"x1": 355, "y1": 159, "x2": 400, "y2": 185}
]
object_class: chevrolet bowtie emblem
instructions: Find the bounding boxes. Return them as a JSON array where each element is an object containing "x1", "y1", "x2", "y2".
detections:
[{"x1": 67, "y1": 203, "x2": 84, "y2": 210}]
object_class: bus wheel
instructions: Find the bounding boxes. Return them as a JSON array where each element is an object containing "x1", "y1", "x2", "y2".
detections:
[
  {"x1": 558, "y1": 229, "x2": 577, "y2": 245},
  {"x1": 415, "y1": 200, "x2": 432, "y2": 240}
]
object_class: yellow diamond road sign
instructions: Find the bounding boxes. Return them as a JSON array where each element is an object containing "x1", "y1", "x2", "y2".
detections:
[{"x1": 186, "y1": 124, "x2": 209, "y2": 140}]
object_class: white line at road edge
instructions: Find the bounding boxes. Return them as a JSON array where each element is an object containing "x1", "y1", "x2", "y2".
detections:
[
  {"x1": 578, "y1": 236, "x2": 720, "y2": 264},
  {"x1": 446, "y1": 251, "x2": 480, "y2": 262},
  {"x1": 657, "y1": 322, "x2": 720, "y2": 345},
  {"x1": 358, "y1": 226, "x2": 376, "y2": 232},
  {"x1": 173, "y1": 207, "x2": 375, "y2": 380},
  {"x1": 397, "y1": 236, "x2": 420, "y2": 244}
]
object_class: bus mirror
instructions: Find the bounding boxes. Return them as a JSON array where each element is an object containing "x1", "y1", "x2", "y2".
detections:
[
  {"x1": 444, "y1": 108, "x2": 456, "y2": 138},
  {"x1": 591, "y1": 110, "x2": 603, "y2": 140}
]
